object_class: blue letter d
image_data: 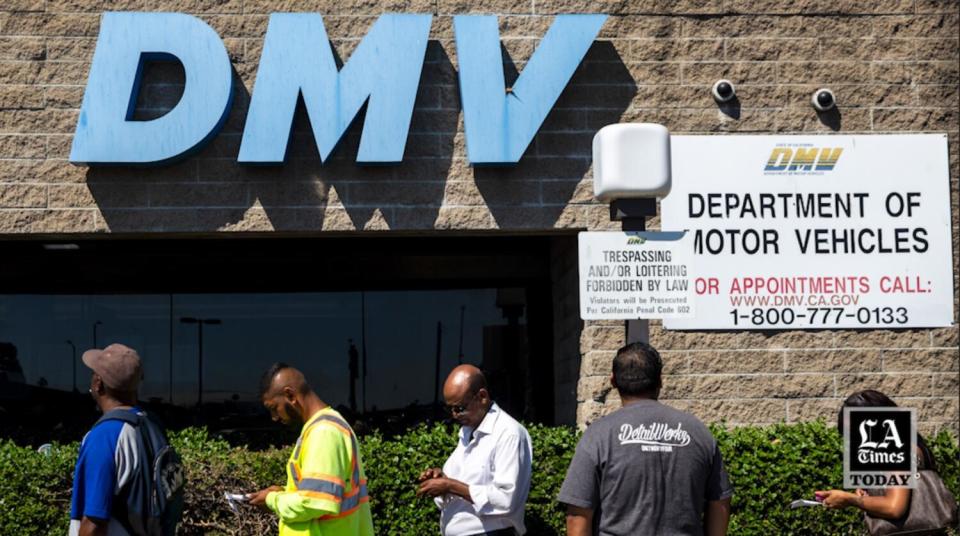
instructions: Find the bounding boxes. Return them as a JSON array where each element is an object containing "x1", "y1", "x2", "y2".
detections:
[{"x1": 70, "y1": 12, "x2": 233, "y2": 165}]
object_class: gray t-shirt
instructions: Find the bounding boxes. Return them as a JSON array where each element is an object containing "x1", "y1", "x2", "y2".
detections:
[{"x1": 557, "y1": 400, "x2": 733, "y2": 536}]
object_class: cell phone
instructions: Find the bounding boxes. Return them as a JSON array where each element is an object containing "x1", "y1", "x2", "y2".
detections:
[
  {"x1": 225, "y1": 492, "x2": 251, "y2": 513},
  {"x1": 789, "y1": 499, "x2": 824, "y2": 509}
]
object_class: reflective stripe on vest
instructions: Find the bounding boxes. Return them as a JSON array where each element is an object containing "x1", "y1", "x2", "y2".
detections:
[
  {"x1": 289, "y1": 412, "x2": 368, "y2": 515},
  {"x1": 298, "y1": 477, "x2": 345, "y2": 497},
  {"x1": 320, "y1": 481, "x2": 369, "y2": 520}
]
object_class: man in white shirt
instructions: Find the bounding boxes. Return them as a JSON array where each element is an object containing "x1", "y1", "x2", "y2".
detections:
[{"x1": 417, "y1": 365, "x2": 533, "y2": 536}]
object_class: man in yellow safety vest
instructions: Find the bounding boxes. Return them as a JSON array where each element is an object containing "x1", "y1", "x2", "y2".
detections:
[{"x1": 249, "y1": 363, "x2": 374, "y2": 536}]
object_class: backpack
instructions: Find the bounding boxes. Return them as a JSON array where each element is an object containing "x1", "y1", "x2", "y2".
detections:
[{"x1": 95, "y1": 409, "x2": 186, "y2": 536}]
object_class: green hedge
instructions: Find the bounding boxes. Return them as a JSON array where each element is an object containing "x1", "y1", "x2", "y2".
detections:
[{"x1": 2, "y1": 422, "x2": 957, "y2": 535}]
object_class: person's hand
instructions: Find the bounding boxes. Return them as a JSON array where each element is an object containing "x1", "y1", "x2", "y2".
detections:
[
  {"x1": 815, "y1": 489, "x2": 858, "y2": 509},
  {"x1": 248, "y1": 486, "x2": 283, "y2": 511},
  {"x1": 418, "y1": 468, "x2": 444, "y2": 482},
  {"x1": 417, "y1": 477, "x2": 450, "y2": 498}
]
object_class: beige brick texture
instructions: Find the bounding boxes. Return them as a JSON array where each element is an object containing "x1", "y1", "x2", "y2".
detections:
[{"x1": 0, "y1": 2, "x2": 956, "y2": 429}]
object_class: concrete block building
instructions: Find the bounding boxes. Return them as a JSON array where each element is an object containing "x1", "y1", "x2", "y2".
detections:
[{"x1": 0, "y1": 0, "x2": 956, "y2": 436}]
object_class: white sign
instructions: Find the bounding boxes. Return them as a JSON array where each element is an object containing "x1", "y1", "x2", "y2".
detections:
[
  {"x1": 662, "y1": 134, "x2": 954, "y2": 330},
  {"x1": 578, "y1": 231, "x2": 694, "y2": 320}
]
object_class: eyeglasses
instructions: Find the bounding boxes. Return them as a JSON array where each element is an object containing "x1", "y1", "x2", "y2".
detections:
[{"x1": 444, "y1": 393, "x2": 474, "y2": 415}]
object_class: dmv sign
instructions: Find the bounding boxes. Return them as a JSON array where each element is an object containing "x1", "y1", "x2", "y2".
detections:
[{"x1": 69, "y1": 12, "x2": 607, "y2": 166}]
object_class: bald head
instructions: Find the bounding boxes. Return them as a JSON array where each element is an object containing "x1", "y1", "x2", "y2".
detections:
[
  {"x1": 443, "y1": 365, "x2": 491, "y2": 428},
  {"x1": 444, "y1": 365, "x2": 486, "y2": 397}
]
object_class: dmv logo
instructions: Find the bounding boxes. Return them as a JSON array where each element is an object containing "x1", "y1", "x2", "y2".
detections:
[
  {"x1": 763, "y1": 146, "x2": 844, "y2": 173},
  {"x1": 69, "y1": 12, "x2": 607, "y2": 167}
]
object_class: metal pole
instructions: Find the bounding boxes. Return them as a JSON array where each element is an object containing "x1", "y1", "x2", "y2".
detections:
[
  {"x1": 168, "y1": 295, "x2": 173, "y2": 405},
  {"x1": 180, "y1": 316, "x2": 219, "y2": 408},
  {"x1": 625, "y1": 206, "x2": 648, "y2": 345},
  {"x1": 348, "y1": 340, "x2": 358, "y2": 412},
  {"x1": 434, "y1": 322, "x2": 442, "y2": 407},
  {"x1": 92, "y1": 320, "x2": 101, "y2": 348},
  {"x1": 66, "y1": 340, "x2": 77, "y2": 392},
  {"x1": 197, "y1": 322, "x2": 203, "y2": 408},
  {"x1": 360, "y1": 292, "x2": 367, "y2": 413},
  {"x1": 610, "y1": 199, "x2": 657, "y2": 344},
  {"x1": 457, "y1": 306, "x2": 465, "y2": 364}
]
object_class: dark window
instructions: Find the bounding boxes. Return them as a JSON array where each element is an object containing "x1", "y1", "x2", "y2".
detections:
[{"x1": 0, "y1": 235, "x2": 556, "y2": 443}]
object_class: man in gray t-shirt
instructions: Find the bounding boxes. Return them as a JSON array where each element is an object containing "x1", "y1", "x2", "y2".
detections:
[{"x1": 558, "y1": 342, "x2": 733, "y2": 536}]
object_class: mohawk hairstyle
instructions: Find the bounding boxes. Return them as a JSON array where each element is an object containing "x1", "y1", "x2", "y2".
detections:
[{"x1": 259, "y1": 362, "x2": 291, "y2": 398}]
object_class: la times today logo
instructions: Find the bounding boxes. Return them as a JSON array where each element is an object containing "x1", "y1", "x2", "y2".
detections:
[{"x1": 843, "y1": 407, "x2": 917, "y2": 489}]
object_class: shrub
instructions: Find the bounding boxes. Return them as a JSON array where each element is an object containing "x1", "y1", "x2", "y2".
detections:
[
  {"x1": 361, "y1": 424, "x2": 456, "y2": 535},
  {"x1": 168, "y1": 428, "x2": 286, "y2": 535},
  {"x1": 0, "y1": 439, "x2": 75, "y2": 535},
  {"x1": 360, "y1": 423, "x2": 580, "y2": 535},
  {"x1": 712, "y1": 421, "x2": 862, "y2": 535},
  {"x1": 2, "y1": 422, "x2": 957, "y2": 535},
  {"x1": 713, "y1": 423, "x2": 960, "y2": 536}
]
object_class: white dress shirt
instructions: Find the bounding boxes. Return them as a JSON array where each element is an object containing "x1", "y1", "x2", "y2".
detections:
[{"x1": 435, "y1": 402, "x2": 533, "y2": 536}]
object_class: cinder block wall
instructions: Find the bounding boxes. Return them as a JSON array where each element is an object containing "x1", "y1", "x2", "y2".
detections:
[{"x1": 0, "y1": 1, "x2": 956, "y2": 432}]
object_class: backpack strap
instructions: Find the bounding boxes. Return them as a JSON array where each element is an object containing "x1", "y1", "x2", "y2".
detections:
[
  {"x1": 95, "y1": 408, "x2": 142, "y2": 428},
  {"x1": 93, "y1": 409, "x2": 146, "y2": 536}
]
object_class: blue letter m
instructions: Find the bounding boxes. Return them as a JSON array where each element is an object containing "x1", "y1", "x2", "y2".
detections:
[{"x1": 238, "y1": 14, "x2": 432, "y2": 164}]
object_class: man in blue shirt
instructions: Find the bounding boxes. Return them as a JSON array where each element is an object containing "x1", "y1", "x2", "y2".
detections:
[{"x1": 69, "y1": 343, "x2": 145, "y2": 536}]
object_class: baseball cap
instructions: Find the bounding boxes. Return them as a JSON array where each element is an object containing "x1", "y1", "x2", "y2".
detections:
[{"x1": 82, "y1": 343, "x2": 143, "y2": 392}]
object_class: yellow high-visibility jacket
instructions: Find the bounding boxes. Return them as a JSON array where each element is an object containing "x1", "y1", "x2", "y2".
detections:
[{"x1": 266, "y1": 407, "x2": 374, "y2": 536}]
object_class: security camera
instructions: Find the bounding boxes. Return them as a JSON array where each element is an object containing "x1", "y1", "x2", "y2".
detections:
[
  {"x1": 711, "y1": 79, "x2": 736, "y2": 103},
  {"x1": 811, "y1": 88, "x2": 836, "y2": 112}
]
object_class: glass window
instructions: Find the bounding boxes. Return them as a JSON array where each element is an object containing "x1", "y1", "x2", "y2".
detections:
[{"x1": 0, "y1": 288, "x2": 529, "y2": 442}]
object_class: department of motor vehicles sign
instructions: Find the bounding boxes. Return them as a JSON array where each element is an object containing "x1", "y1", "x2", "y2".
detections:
[
  {"x1": 578, "y1": 231, "x2": 694, "y2": 320},
  {"x1": 662, "y1": 134, "x2": 954, "y2": 330}
]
